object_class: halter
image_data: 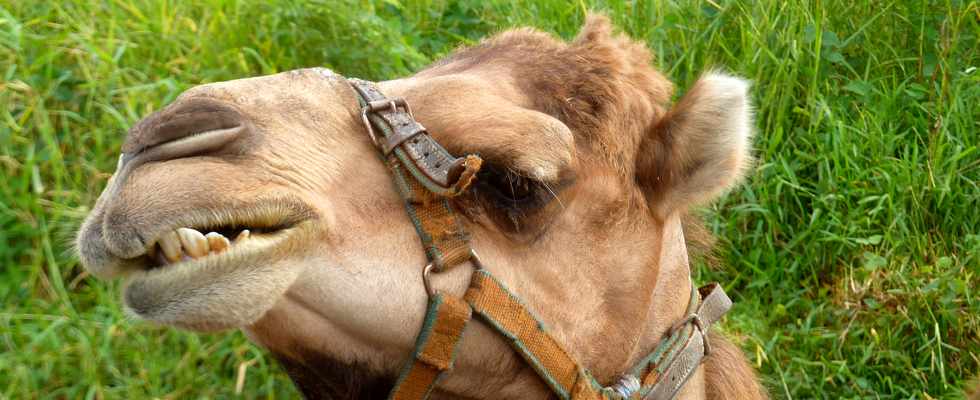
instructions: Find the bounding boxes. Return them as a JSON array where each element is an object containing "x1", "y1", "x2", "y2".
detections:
[{"x1": 347, "y1": 78, "x2": 732, "y2": 400}]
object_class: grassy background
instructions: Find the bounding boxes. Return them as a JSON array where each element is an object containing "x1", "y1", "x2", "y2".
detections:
[{"x1": 1, "y1": 0, "x2": 977, "y2": 398}]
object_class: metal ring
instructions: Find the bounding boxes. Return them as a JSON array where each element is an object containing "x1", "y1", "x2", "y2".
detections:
[
  {"x1": 422, "y1": 262, "x2": 436, "y2": 297},
  {"x1": 469, "y1": 248, "x2": 485, "y2": 270},
  {"x1": 690, "y1": 314, "x2": 710, "y2": 356},
  {"x1": 666, "y1": 313, "x2": 697, "y2": 338},
  {"x1": 422, "y1": 249, "x2": 484, "y2": 297}
]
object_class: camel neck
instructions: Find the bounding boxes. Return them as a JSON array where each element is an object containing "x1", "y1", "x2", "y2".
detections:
[{"x1": 631, "y1": 213, "x2": 695, "y2": 370}]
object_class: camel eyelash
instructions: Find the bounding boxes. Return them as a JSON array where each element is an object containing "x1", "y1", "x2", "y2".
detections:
[{"x1": 474, "y1": 163, "x2": 549, "y2": 212}]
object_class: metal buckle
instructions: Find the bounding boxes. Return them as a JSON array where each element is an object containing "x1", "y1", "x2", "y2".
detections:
[
  {"x1": 469, "y1": 249, "x2": 485, "y2": 270},
  {"x1": 666, "y1": 313, "x2": 711, "y2": 357},
  {"x1": 608, "y1": 375, "x2": 641, "y2": 398},
  {"x1": 360, "y1": 98, "x2": 414, "y2": 149},
  {"x1": 422, "y1": 249, "x2": 484, "y2": 297},
  {"x1": 360, "y1": 107, "x2": 380, "y2": 147}
]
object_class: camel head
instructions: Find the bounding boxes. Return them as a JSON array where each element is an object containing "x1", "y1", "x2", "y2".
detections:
[{"x1": 76, "y1": 16, "x2": 754, "y2": 398}]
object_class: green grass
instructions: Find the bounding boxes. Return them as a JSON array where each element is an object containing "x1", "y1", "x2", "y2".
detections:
[{"x1": 1, "y1": 0, "x2": 977, "y2": 398}]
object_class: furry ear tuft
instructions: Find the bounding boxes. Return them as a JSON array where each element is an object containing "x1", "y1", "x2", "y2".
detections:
[
  {"x1": 637, "y1": 72, "x2": 754, "y2": 217},
  {"x1": 574, "y1": 14, "x2": 615, "y2": 44}
]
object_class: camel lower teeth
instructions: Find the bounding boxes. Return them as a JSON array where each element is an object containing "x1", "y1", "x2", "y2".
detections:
[{"x1": 206, "y1": 232, "x2": 230, "y2": 253}]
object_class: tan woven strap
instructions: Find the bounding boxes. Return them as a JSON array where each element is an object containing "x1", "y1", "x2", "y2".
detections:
[{"x1": 630, "y1": 283, "x2": 732, "y2": 400}]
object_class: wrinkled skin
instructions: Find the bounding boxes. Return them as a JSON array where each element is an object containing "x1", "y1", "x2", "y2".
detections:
[{"x1": 76, "y1": 16, "x2": 766, "y2": 399}]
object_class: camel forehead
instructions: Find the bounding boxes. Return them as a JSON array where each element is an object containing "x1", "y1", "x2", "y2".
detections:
[
  {"x1": 177, "y1": 67, "x2": 353, "y2": 113},
  {"x1": 189, "y1": 67, "x2": 342, "y2": 92}
]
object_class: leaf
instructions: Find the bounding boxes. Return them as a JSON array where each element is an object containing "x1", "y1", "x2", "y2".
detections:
[
  {"x1": 844, "y1": 80, "x2": 872, "y2": 97},
  {"x1": 822, "y1": 30, "x2": 842, "y2": 48},
  {"x1": 381, "y1": 0, "x2": 403, "y2": 9},
  {"x1": 824, "y1": 51, "x2": 845, "y2": 64},
  {"x1": 856, "y1": 377, "x2": 870, "y2": 389},
  {"x1": 862, "y1": 251, "x2": 887, "y2": 271},
  {"x1": 701, "y1": 4, "x2": 720, "y2": 17},
  {"x1": 855, "y1": 235, "x2": 883, "y2": 245},
  {"x1": 905, "y1": 83, "x2": 927, "y2": 100},
  {"x1": 804, "y1": 24, "x2": 817, "y2": 43}
]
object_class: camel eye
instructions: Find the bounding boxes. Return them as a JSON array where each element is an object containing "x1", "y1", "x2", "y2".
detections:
[{"x1": 476, "y1": 164, "x2": 543, "y2": 210}]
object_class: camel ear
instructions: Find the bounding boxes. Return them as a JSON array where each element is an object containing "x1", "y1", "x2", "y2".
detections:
[{"x1": 636, "y1": 72, "x2": 754, "y2": 217}]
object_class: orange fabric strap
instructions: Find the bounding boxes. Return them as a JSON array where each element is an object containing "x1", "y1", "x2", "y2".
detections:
[
  {"x1": 390, "y1": 159, "x2": 475, "y2": 269},
  {"x1": 462, "y1": 270, "x2": 731, "y2": 400},
  {"x1": 389, "y1": 294, "x2": 473, "y2": 400},
  {"x1": 464, "y1": 270, "x2": 613, "y2": 400},
  {"x1": 352, "y1": 79, "x2": 480, "y2": 400}
]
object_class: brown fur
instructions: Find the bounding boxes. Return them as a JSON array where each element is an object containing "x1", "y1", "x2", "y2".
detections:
[
  {"x1": 76, "y1": 14, "x2": 764, "y2": 399},
  {"x1": 272, "y1": 350, "x2": 393, "y2": 399},
  {"x1": 967, "y1": 377, "x2": 980, "y2": 400},
  {"x1": 704, "y1": 332, "x2": 768, "y2": 400}
]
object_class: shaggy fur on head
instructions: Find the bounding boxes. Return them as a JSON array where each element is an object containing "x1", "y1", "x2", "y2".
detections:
[{"x1": 424, "y1": 15, "x2": 675, "y2": 177}]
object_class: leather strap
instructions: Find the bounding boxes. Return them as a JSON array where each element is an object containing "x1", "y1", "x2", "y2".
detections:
[
  {"x1": 349, "y1": 78, "x2": 482, "y2": 197},
  {"x1": 350, "y1": 79, "x2": 482, "y2": 269}
]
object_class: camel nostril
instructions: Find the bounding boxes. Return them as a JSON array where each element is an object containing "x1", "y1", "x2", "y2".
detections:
[
  {"x1": 121, "y1": 97, "x2": 247, "y2": 160},
  {"x1": 103, "y1": 98, "x2": 249, "y2": 200},
  {"x1": 141, "y1": 124, "x2": 244, "y2": 163}
]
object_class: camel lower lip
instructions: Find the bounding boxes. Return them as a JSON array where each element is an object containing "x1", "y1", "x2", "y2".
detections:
[{"x1": 120, "y1": 220, "x2": 317, "y2": 331}]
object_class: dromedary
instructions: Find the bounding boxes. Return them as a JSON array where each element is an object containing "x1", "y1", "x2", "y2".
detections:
[{"x1": 76, "y1": 16, "x2": 766, "y2": 399}]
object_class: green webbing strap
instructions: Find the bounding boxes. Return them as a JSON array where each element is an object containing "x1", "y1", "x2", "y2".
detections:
[{"x1": 628, "y1": 284, "x2": 700, "y2": 380}]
